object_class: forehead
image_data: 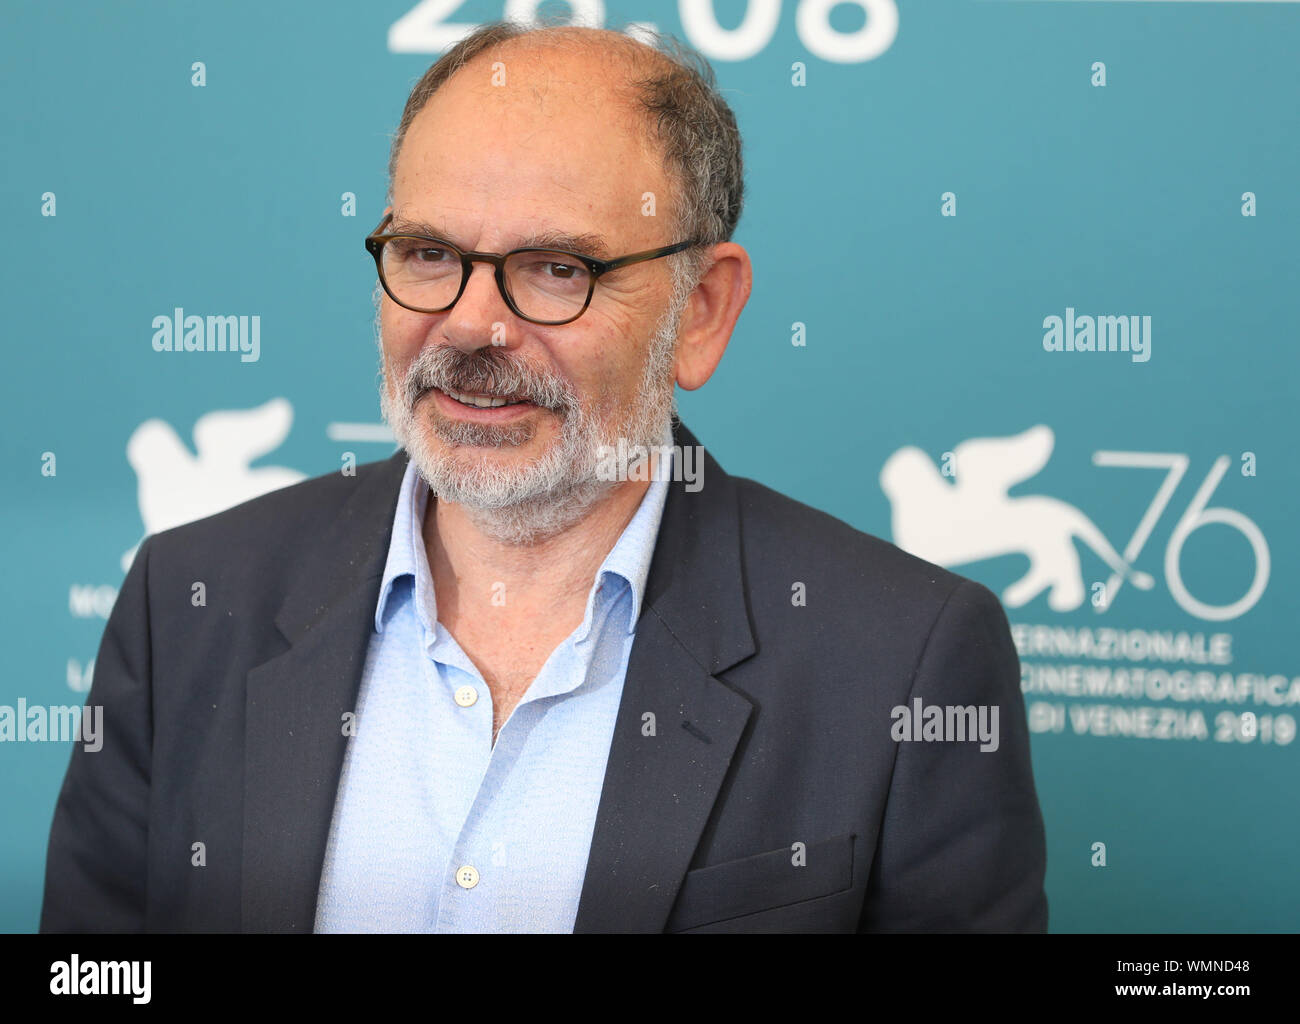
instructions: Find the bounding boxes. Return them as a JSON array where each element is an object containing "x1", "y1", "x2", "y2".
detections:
[{"x1": 391, "y1": 44, "x2": 670, "y2": 245}]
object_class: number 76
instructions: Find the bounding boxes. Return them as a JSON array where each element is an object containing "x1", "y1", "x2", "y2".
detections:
[{"x1": 1092, "y1": 452, "x2": 1270, "y2": 622}]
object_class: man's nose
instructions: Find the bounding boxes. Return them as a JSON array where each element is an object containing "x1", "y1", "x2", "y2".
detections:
[{"x1": 441, "y1": 261, "x2": 516, "y2": 350}]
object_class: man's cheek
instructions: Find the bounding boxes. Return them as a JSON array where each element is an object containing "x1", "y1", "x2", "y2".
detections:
[{"x1": 581, "y1": 359, "x2": 627, "y2": 405}]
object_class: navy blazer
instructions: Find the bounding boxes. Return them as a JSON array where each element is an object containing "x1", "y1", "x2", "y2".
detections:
[{"x1": 41, "y1": 421, "x2": 1048, "y2": 933}]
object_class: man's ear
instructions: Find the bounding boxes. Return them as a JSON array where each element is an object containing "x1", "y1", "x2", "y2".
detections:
[{"x1": 673, "y1": 242, "x2": 752, "y2": 391}]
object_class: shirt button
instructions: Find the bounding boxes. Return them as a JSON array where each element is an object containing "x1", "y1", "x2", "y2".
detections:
[
  {"x1": 456, "y1": 865, "x2": 480, "y2": 889},
  {"x1": 454, "y1": 685, "x2": 478, "y2": 707}
]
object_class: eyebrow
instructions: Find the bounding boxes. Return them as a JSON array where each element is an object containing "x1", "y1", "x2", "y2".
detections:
[{"x1": 388, "y1": 217, "x2": 615, "y2": 261}]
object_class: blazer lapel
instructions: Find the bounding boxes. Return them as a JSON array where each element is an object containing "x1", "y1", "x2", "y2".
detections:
[
  {"x1": 573, "y1": 422, "x2": 757, "y2": 933},
  {"x1": 241, "y1": 449, "x2": 408, "y2": 932}
]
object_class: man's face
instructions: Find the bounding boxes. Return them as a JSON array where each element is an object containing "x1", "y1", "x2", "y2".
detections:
[{"x1": 377, "y1": 44, "x2": 685, "y2": 537}]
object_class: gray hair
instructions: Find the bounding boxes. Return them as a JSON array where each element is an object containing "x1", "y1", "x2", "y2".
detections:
[{"x1": 386, "y1": 20, "x2": 744, "y2": 299}]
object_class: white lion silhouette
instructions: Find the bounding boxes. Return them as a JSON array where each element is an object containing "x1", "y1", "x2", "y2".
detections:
[
  {"x1": 880, "y1": 425, "x2": 1153, "y2": 611},
  {"x1": 121, "y1": 398, "x2": 306, "y2": 571}
]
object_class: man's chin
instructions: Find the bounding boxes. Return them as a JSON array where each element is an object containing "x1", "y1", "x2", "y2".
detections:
[
  {"x1": 425, "y1": 443, "x2": 542, "y2": 481},
  {"x1": 422, "y1": 418, "x2": 553, "y2": 459},
  {"x1": 412, "y1": 443, "x2": 614, "y2": 543},
  {"x1": 408, "y1": 422, "x2": 592, "y2": 505}
]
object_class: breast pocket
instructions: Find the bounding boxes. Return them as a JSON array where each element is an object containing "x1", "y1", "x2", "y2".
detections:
[{"x1": 665, "y1": 832, "x2": 856, "y2": 932}]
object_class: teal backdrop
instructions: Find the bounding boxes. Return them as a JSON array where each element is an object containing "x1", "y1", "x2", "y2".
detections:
[{"x1": 2, "y1": 0, "x2": 1296, "y2": 932}]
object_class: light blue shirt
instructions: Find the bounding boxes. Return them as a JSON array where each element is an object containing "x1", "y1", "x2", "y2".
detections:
[{"x1": 313, "y1": 449, "x2": 670, "y2": 933}]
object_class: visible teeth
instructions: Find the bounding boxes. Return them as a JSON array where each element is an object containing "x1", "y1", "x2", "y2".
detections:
[{"x1": 444, "y1": 388, "x2": 522, "y2": 409}]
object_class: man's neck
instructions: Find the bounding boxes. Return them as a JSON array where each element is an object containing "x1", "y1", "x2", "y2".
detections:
[{"x1": 423, "y1": 473, "x2": 653, "y2": 637}]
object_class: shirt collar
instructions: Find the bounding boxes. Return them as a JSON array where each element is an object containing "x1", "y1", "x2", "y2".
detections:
[
  {"x1": 374, "y1": 429, "x2": 673, "y2": 637},
  {"x1": 574, "y1": 440, "x2": 672, "y2": 641},
  {"x1": 373, "y1": 450, "x2": 434, "y2": 634}
]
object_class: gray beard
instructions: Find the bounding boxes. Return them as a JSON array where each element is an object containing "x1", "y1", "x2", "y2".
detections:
[{"x1": 377, "y1": 294, "x2": 683, "y2": 546}]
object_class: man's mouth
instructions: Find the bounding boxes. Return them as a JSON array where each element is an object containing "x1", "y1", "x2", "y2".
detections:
[{"x1": 438, "y1": 386, "x2": 533, "y2": 409}]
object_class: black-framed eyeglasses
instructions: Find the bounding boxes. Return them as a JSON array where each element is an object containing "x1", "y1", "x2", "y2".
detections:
[{"x1": 365, "y1": 213, "x2": 700, "y2": 326}]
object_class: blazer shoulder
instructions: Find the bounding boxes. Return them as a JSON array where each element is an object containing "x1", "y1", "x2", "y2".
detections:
[
  {"x1": 143, "y1": 452, "x2": 404, "y2": 562},
  {"x1": 728, "y1": 473, "x2": 997, "y2": 616}
]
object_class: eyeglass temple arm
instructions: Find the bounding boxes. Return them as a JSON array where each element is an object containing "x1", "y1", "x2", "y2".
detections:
[{"x1": 592, "y1": 239, "x2": 701, "y2": 274}]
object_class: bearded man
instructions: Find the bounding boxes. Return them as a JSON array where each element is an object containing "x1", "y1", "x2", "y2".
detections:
[{"x1": 41, "y1": 21, "x2": 1048, "y2": 934}]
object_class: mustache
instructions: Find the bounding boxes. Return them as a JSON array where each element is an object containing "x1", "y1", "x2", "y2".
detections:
[{"x1": 401, "y1": 345, "x2": 576, "y2": 411}]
